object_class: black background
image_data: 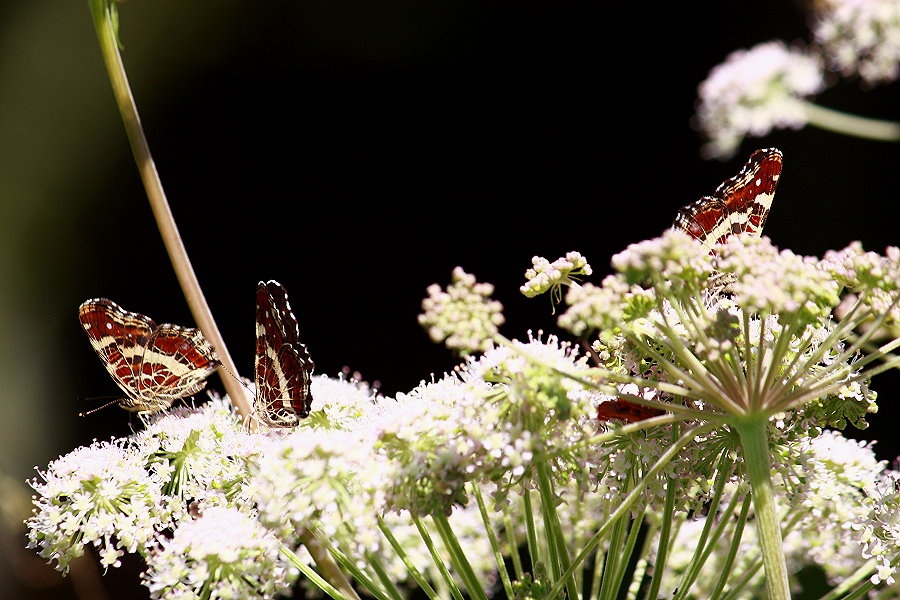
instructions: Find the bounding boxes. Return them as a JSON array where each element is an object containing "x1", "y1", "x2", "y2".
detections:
[{"x1": 3, "y1": 1, "x2": 899, "y2": 598}]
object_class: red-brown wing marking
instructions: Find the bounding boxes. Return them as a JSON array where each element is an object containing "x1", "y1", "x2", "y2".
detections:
[
  {"x1": 596, "y1": 398, "x2": 664, "y2": 424},
  {"x1": 78, "y1": 298, "x2": 220, "y2": 413},
  {"x1": 254, "y1": 280, "x2": 315, "y2": 427},
  {"x1": 673, "y1": 148, "x2": 783, "y2": 247}
]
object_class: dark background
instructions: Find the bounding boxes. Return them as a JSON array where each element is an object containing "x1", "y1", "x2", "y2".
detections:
[{"x1": 1, "y1": 1, "x2": 898, "y2": 598}]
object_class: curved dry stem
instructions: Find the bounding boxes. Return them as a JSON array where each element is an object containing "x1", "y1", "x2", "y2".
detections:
[{"x1": 89, "y1": 0, "x2": 252, "y2": 420}]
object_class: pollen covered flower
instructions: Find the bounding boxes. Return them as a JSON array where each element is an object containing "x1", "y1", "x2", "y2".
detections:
[
  {"x1": 26, "y1": 439, "x2": 174, "y2": 573},
  {"x1": 812, "y1": 0, "x2": 900, "y2": 85},
  {"x1": 696, "y1": 41, "x2": 825, "y2": 158},
  {"x1": 419, "y1": 266, "x2": 505, "y2": 355},
  {"x1": 142, "y1": 505, "x2": 295, "y2": 600}
]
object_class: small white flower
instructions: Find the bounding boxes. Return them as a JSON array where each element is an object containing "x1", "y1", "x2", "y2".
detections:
[{"x1": 696, "y1": 41, "x2": 825, "y2": 158}]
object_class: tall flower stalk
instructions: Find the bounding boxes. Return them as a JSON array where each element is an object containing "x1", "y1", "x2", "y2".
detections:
[{"x1": 87, "y1": 0, "x2": 252, "y2": 418}]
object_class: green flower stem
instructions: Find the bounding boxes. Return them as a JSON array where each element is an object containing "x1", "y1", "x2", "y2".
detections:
[
  {"x1": 430, "y1": 511, "x2": 490, "y2": 600},
  {"x1": 472, "y1": 483, "x2": 514, "y2": 599},
  {"x1": 412, "y1": 515, "x2": 465, "y2": 600},
  {"x1": 732, "y1": 416, "x2": 790, "y2": 600},
  {"x1": 546, "y1": 423, "x2": 716, "y2": 600},
  {"x1": 502, "y1": 512, "x2": 525, "y2": 581},
  {"x1": 816, "y1": 560, "x2": 876, "y2": 600},
  {"x1": 612, "y1": 512, "x2": 646, "y2": 597},
  {"x1": 534, "y1": 461, "x2": 578, "y2": 599},
  {"x1": 278, "y1": 542, "x2": 351, "y2": 600},
  {"x1": 674, "y1": 457, "x2": 737, "y2": 600},
  {"x1": 376, "y1": 516, "x2": 441, "y2": 600},
  {"x1": 299, "y1": 529, "x2": 362, "y2": 600},
  {"x1": 589, "y1": 543, "x2": 605, "y2": 600},
  {"x1": 645, "y1": 474, "x2": 678, "y2": 600},
  {"x1": 522, "y1": 490, "x2": 542, "y2": 572},
  {"x1": 627, "y1": 519, "x2": 658, "y2": 600},
  {"x1": 599, "y1": 510, "x2": 629, "y2": 600},
  {"x1": 366, "y1": 552, "x2": 405, "y2": 600},
  {"x1": 803, "y1": 101, "x2": 900, "y2": 142},
  {"x1": 710, "y1": 488, "x2": 752, "y2": 600},
  {"x1": 326, "y1": 547, "x2": 392, "y2": 600},
  {"x1": 87, "y1": 0, "x2": 252, "y2": 419}
]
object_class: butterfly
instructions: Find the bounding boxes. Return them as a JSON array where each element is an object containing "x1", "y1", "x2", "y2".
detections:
[
  {"x1": 673, "y1": 147, "x2": 783, "y2": 247},
  {"x1": 254, "y1": 280, "x2": 315, "y2": 427},
  {"x1": 78, "y1": 298, "x2": 220, "y2": 414}
]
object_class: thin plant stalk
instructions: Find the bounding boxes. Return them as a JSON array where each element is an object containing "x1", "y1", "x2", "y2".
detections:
[
  {"x1": 472, "y1": 483, "x2": 514, "y2": 599},
  {"x1": 431, "y1": 512, "x2": 490, "y2": 600},
  {"x1": 534, "y1": 461, "x2": 578, "y2": 599},
  {"x1": 300, "y1": 529, "x2": 363, "y2": 600},
  {"x1": 376, "y1": 516, "x2": 441, "y2": 600},
  {"x1": 709, "y1": 489, "x2": 752, "y2": 600},
  {"x1": 803, "y1": 101, "x2": 900, "y2": 142},
  {"x1": 546, "y1": 423, "x2": 716, "y2": 600},
  {"x1": 326, "y1": 547, "x2": 392, "y2": 600},
  {"x1": 412, "y1": 515, "x2": 466, "y2": 600},
  {"x1": 279, "y1": 543, "x2": 352, "y2": 600},
  {"x1": 645, "y1": 475, "x2": 678, "y2": 600},
  {"x1": 87, "y1": 0, "x2": 252, "y2": 419}
]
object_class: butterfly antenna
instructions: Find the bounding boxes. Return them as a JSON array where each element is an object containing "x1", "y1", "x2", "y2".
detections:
[
  {"x1": 78, "y1": 398, "x2": 123, "y2": 417},
  {"x1": 216, "y1": 362, "x2": 257, "y2": 398}
]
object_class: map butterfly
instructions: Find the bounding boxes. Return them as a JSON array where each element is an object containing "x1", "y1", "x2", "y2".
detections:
[
  {"x1": 598, "y1": 148, "x2": 783, "y2": 424},
  {"x1": 673, "y1": 147, "x2": 783, "y2": 247},
  {"x1": 255, "y1": 280, "x2": 315, "y2": 427},
  {"x1": 78, "y1": 298, "x2": 220, "y2": 414}
]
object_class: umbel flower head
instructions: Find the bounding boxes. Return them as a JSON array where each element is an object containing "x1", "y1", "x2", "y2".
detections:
[
  {"x1": 418, "y1": 266, "x2": 505, "y2": 355},
  {"x1": 520, "y1": 251, "x2": 593, "y2": 303},
  {"x1": 696, "y1": 40, "x2": 825, "y2": 159},
  {"x1": 26, "y1": 439, "x2": 177, "y2": 573},
  {"x1": 811, "y1": 0, "x2": 900, "y2": 85},
  {"x1": 142, "y1": 505, "x2": 295, "y2": 600}
]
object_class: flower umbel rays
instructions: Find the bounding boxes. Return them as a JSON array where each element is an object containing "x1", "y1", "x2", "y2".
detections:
[{"x1": 556, "y1": 230, "x2": 897, "y2": 422}]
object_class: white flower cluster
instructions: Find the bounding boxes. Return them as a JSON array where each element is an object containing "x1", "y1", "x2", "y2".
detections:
[
  {"x1": 26, "y1": 439, "x2": 174, "y2": 573},
  {"x1": 812, "y1": 0, "x2": 900, "y2": 85},
  {"x1": 520, "y1": 251, "x2": 592, "y2": 298},
  {"x1": 696, "y1": 41, "x2": 825, "y2": 159},
  {"x1": 418, "y1": 266, "x2": 505, "y2": 355},
  {"x1": 29, "y1": 234, "x2": 900, "y2": 597},
  {"x1": 143, "y1": 505, "x2": 294, "y2": 600}
]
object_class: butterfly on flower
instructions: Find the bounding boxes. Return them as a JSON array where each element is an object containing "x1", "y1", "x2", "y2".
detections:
[
  {"x1": 78, "y1": 298, "x2": 220, "y2": 414},
  {"x1": 673, "y1": 147, "x2": 783, "y2": 248},
  {"x1": 254, "y1": 280, "x2": 315, "y2": 427}
]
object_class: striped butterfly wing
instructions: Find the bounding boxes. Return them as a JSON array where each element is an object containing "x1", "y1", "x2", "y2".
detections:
[{"x1": 254, "y1": 280, "x2": 315, "y2": 427}]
